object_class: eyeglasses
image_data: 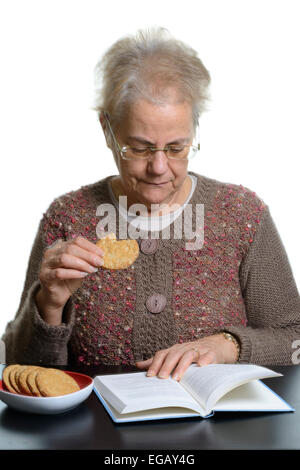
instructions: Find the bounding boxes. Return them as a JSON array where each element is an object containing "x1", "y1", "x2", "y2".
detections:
[
  {"x1": 102, "y1": 112, "x2": 200, "y2": 161},
  {"x1": 119, "y1": 143, "x2": 200, "y2": 161}
]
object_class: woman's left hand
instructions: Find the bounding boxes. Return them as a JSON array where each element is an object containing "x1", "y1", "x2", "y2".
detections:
[{"x1": 135, "y1": 334, "x2": 239, "y2": 381}]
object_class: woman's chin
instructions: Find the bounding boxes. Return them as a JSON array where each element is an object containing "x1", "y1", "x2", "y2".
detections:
[{"x1": 138, "y1": 189, "x2": 172, "y2": 208}]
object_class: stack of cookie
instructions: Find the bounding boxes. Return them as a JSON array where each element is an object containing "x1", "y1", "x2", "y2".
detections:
[{"x1": 2, "y1": 365, "x2": 80, "y2": 397}]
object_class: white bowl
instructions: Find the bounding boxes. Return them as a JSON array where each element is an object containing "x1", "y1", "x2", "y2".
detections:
[{"x1": 0, "y1": 369, "x2": 94, "y2": 414}]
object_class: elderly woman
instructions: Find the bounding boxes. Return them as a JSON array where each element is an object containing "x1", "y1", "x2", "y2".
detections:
[{"x1": 3, "y1": 28, "x2": 300, "y2": 381}]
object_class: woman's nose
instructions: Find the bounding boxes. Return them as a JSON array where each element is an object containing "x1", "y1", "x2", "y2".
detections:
[{"x1": 147, "y1": 150, "x2": 169, "y2": 173}]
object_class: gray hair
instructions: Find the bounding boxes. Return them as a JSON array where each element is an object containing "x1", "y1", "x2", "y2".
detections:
[{"x1": 92, "y1": 27, "x2": 211, "y2": 131}]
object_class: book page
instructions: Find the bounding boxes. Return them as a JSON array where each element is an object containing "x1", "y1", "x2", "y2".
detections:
[
  {"x1": 94, "y1": 390, "x2": 205, "y2": 423},
  {"x1": 180, "y1": 364, "x2": 282, "y2": 413},
  {"x1": 94, "y1": 371, "x2": 206, "y2": 415},
  {"x1": 214, "y1": 380, "x2": 293, "y2": 412}
]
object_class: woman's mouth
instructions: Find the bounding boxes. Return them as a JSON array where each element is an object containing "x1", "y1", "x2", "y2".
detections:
[{"x1": 143, "y1": 181, "x2": 170, "y2": 186}]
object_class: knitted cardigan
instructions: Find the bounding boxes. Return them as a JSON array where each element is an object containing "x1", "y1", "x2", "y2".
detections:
[{"x1": 3, "y1": 171, "x2": 300, "y2": 366}]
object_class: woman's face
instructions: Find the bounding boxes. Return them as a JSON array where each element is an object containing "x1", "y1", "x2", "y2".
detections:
[{"x1": 113, "y1": 98, "x2": 194, "y2": 212}]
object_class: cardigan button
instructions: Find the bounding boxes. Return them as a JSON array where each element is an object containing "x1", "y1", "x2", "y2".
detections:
[
  {"x1": 146, "y1": 294, "x2": 167, "y2": 314},
  {"x1": 140, "y1": 238, "x2": 159, "y2": 255}
]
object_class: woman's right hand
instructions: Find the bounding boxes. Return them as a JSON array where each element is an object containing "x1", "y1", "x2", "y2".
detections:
[{"x1": 35, "y1": 236, "x2": 104, "y2": 325}]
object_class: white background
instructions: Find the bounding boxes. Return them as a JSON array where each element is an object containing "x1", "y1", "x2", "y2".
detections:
[{"x1": 0, "y1": 0, "x2": 299, "y2": 336}]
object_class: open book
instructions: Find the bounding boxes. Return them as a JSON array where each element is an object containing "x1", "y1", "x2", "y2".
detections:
[{"x1": 93, "y1": 364, "x2": 294, "y2": 423}]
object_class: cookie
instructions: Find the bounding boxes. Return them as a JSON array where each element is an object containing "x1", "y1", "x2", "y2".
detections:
[
  {"x1": 26, "y1": 368, "x2": 43, "y2": 396},
  {"x1": 10, "y1": 365, "x2": 31, "y2": 393},
  {"x1": 2, "y1": 364, "x2": 20, "y2": 393},
  {"x1": 18, "y1": 366, "x2": 41, "y2": 395},
  {"x1": 35, "y1": 368, "x2": 80, "y2": 397},
  {"x1": 96, "y1": 233, "x2": 139, "y2": 270},
  {"x1": 13, "y1": 365, "x2": 31, "y2": 393}
]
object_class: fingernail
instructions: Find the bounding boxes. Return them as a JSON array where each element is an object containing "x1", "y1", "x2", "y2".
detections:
[
  {"x1": 147, "y1": 370, "x2": 155, "y2": 377},
  {"x1": 172, "y1": 374, "x2": 180, "y2": 381},
  {"x1": 158, "y1": 372, "x2": 168, "y2": 379},
  {"x1": 80, "y1": 272, "x2": 89, "y2": 277},
  {"x1": 95, "y1": 257, "x2": 104, "y2": 267}
]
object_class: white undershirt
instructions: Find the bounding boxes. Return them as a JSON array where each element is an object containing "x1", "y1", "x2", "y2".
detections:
[{"x1": 108, "y1": 174, "x2": 197, "y2": 232}]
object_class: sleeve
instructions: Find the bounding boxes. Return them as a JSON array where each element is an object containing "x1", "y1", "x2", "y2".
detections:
[
  {"x1": 1, "y1": 203, "x2": 76, "y2": 365},
  {"x1": 224, "y1": 205, "x2": 300, "y2": 365}
]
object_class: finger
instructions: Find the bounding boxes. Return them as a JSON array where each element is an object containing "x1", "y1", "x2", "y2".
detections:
[
  {"x1": 42, "y1": 267, "x2": 89, "y2": 282},
  {"x1": 154, "y1": 350, "x2": 185, "y2": 379},
  {"x1": 47, "y1": 252, "x2": 101, "y2": 274},
  {"x1": 197, "y1": 350, "x2": 217, "y2": 367},
  {"x1": 44, "y1": 238, "x2": 104, "y2": 267},
  {"x1": 144, "y1": 350, "x2": 169, "y2": 378},
  {"x1": 45, "y1": 236, "x2": 104, "y2": 258},
  {"x1": 72, "y1": 236, "x2": 104, "y2": 257},
  {"x1": 135, "y1": 358, "x2": 153, "y2": 369},
  {"x1": 171, "y1": 349, "x2": 201, "y2": 381},
  {"x1": 63, "y1": 243, "x2": 104, "y2": 269}
]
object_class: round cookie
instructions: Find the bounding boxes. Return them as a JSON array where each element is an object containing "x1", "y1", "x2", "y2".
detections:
[
  {"x1": 26, "y1": 368, "x2": 43, "y2": 396},
  {"x1": 10, "y1": 365, "x2": 29, "y2": 393},
  {"x1": 35, "y1": 368, "x2": 80, "y2": 397},
  {"x1": 2, "y1": 364, "x2": 20, "y2": 393},
  {"x1": 18, "y1": 366, "x2": 41, "y2": 395},
  {"x1": 96, "y1": 234, "x2": 139, "y2": 270}
]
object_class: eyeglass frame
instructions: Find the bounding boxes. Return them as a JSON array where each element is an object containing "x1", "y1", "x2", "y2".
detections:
[{"x1": 102, "y1": 111, "x2": 200, "y2": 161}]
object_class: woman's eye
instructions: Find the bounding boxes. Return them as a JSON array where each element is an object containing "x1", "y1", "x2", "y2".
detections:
[
  {"x1": 132, "y1": 147, "x2": 148, "y2": 154},
  {"x1": 169, "y1": 146, "x2": 185, "y2": 153}
]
